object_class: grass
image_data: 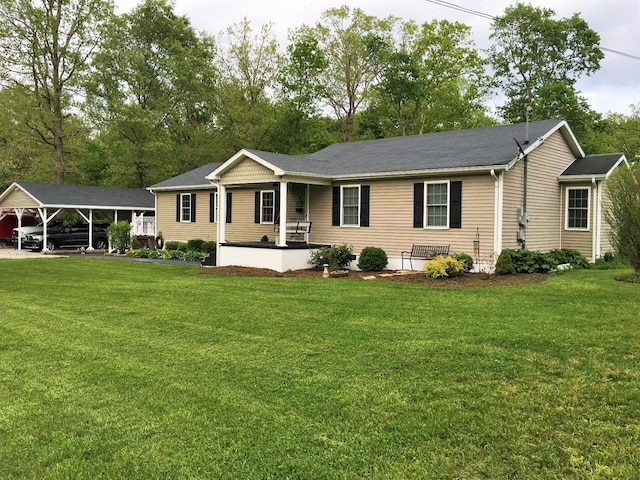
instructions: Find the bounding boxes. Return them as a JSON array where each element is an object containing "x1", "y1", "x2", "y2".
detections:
[{"x1": 1, "y1": 258, "x2": 639, "y2": 479}]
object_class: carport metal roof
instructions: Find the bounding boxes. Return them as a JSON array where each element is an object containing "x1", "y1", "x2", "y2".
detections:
[{"x1": 0, "y1": 182, "x2": 155, "y2": 251}]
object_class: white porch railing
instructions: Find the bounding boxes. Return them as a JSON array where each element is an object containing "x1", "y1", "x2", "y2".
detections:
[{"x1": 132, "y1": 215, "x2": 155, "y2": 236}]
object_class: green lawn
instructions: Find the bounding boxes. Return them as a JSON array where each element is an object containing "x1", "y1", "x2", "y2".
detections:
[{"x1": 1, "y1": 258, "x2": 638, "y2": 479}]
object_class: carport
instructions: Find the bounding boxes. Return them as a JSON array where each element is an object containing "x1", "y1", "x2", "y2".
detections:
[{"x1": 0, "y1": 182, "x2": 155, "y2": 251}]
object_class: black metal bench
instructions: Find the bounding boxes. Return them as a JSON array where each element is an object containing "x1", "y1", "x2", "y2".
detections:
[{"x1": 401, "y1": 244, "x2": 450, "y2": 270}]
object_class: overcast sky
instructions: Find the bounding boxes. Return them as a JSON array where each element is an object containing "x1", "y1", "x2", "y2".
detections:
[{"x1": 114, "y1": 0, "x2": 640, "y2": 118}]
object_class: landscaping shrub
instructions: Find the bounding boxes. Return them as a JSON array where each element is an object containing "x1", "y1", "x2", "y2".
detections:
[
  {"x1": 309, "y1": 244, "x2": 353, "y2": 271},
  {"x1": 502, "y1": 248, "x2": 557, "y2": 274},
  {"x1": 451, "y1": 252, "x2": 474, "y2": 272},
  {"x1": 495, "y1": 250, "x2": 516, "y2": 275},
  {"x1": 592, "y1": 252, "x2": 630, "y2": 270},
  {"x1": 201, "y1": 241, "x2": 216, "y2": 252},
  {"x1": 186, "y1": 239, "x2": 205, "y2": 251},
  {"x1": 547, "y1": 248, "x2": 589, "y2": 269},
  {"x1": 164, "y1": 241, "x2": 180, "y2": 251},
  {"x1": 423, "y1": 255, "x2": 465, "y2": 278},
  {"x1": 357, "y1": 246, "x2": 388, "y2": 272},
  {"x1": 106, "y1": 221, "x2": 133, "y2": 252}
]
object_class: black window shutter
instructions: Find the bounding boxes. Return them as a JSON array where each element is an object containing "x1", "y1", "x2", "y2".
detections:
[
  {"x1": 450, "y1": 181, "x2": 462, "y2": 229},
  {"x1": 190, "y1": 194, "x2": 197, "y2": 222},
  {"x1": 413, "y1": 183, "x2": 424, "y2": 228},
  {"x1": 360, "y1": 185, "x2": 370, "y2": 227},
  {"x1": 176, "y1": 194, "x2": 181, "y2": 222},
  {"x1": 254, "y1": 191, "x2": 260, "y2": 223},
  {"x1": 209, "y1": 193, "x2": 215, "y2": 223},
  {"x1": 274, "y1": 189, "x2": 280, "y2": 225},
  {"x1": 332, "y1": 187, "x2": 340, "y2": 226},
  {"x1": 226, "y1": 192, "x2": 232, "y2": 224}
]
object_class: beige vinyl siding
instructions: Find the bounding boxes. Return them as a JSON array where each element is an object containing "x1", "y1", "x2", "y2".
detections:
[
  {"x1": 226, "y1": 188, "x2": 276, "y2": 242},
  {"x1": 600, "y1": 183, "x2": 613, "y2": 254},
  {"x1": 560, "y1": 183, "x2": 593, "y2": 258},
  {"x1": 502, "y1": 131, "x2": 576, "y2": 252},
  {"x1": 156, "y1": 190, "x2": 217, "y2": 243},
  {"x1": 2, "y1": 189, "x2": 39, "y2": 208},
  {"x1": 309, "y1": 175, "x2": 495, "y2": 258},
  {"x1": 219, "y1": 158, "x2": 277, "y2": 184}
]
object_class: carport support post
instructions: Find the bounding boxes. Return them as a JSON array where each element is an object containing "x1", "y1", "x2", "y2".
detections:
[
  {"x1": 41, "y1": 208, "x2": 48, "y2": 252},
  {"x1": 87, "y1": 209, "x2": 94, "y2": 251}
]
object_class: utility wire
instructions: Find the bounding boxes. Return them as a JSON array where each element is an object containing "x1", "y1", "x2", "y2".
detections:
[{"x1": 424, "y1": 0, "x2": 640, "y2": 61}]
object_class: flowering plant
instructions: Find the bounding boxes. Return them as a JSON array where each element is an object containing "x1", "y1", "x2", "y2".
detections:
[{"x1": 309, "y1": 244, "x2": 353, "y2": 271}]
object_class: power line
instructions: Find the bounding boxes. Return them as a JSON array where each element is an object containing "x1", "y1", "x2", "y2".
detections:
[{"x1": 424, "y1": 0, "x2": 640, "y2": 61}]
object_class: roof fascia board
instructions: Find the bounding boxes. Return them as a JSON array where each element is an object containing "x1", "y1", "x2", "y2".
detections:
[
  {"x1": 332, "y1": 165, "x2": 508, "y2": 181},
  {"x1": 0, "y1": 182, "x2": 43, "y2": 206},
  {"x1": 46, "y1": 204, "x2": 155, "y2": 211},
  {"x1": 558, "y1": 174, "x2": 606, "y2": 182},
  {"x1": 207, "y1": 149, "x2": 285, "y2": 180},
  {"x1": 508, "y1": 120, "x2": 585, "y2": 171},
  {"x1": 604, "y1": 154, "x2": 628, "y2": 176},
  {"x1": 148, "y1": 184, "x2": 217, "y2": 193}
]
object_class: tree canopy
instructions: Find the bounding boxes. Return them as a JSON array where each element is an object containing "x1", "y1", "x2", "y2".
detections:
[{"x1": 0, "y1": 2, "x2": 633, "y2": 190}]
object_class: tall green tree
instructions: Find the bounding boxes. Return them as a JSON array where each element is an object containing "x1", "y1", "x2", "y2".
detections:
[
  {"x1": 270, "y1": 31, "x2": 337, "y2": 153},
  {"x1": 0, "y1": 0, "x2": 113, "y2": 184},
  {"x1": 214, "y1": 18, "x2": 281, "y2": 153},
  {"x1": 87, "y1": 0, "x2": 217, "y2": 187},
  {"x1": 366, "y1": 18, "x2": 492, "y2": 137},
  {"x1": 599, "y1": 104, "x2": 640, "y2": 163},
  {"x1": 488, "y1": 2, "x2": 603, "y2": 130},
  {"x1": 290, "y1": 6, "x2": 396, "y2": 142}
]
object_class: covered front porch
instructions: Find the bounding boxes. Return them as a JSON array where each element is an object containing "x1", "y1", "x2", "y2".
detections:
[
  {"x1": 209, "y1": 150, "x2": 332, "y2": 272},
  {"x1": 218, "y1": 241, "x2": 326, "y2": 272}
]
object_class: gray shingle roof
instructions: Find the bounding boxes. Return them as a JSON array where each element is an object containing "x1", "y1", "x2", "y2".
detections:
[
  {"x1": 148, "y1": 163, "x2": 221, "y2": 189},
  {"x1": 305, "y1": 119, "x2": 564, "y2": 176},
  {"x1": 560, "y1": 154, "x2": 624, "y2": 177},
  {"x1": 158, "y1": 119, "x2": 575, "y2": 187},
  {"x1": 245, "y1": 119, "x2": 565, "y2": 177},
  {"x1": 15, "y1": 182, "x2": 155, "y2": 209}
]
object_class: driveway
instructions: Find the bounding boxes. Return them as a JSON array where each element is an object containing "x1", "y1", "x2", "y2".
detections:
[{"x1": 0, "y1": 248, "x2": 67, "y2": 259}]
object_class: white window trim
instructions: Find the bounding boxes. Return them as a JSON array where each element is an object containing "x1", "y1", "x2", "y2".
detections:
[
  {"x1": 260, "y1": 190, "x2": 275, "y2": 224},
  {"x1": 424, "y1": 180, "x2": 450, "y2": 229},
  {"x1": 180, "y1": 193, "x2": 192, "y2": 223},
  {"x1": 565, "y1": 187, "x2": 590, "y2": 231},
  {"x1": 341, "y1": 184, "x2": 361, "y2": 227},
  {"x1": 212, "y1": 192, "x2": 218, "y2": 224}
]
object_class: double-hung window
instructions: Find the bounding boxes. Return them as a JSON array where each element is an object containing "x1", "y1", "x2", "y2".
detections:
[
  {"x1": 341, "y1": 185, "x2": 360, "y2": 226},
  {"x1": 426, "y1": 181, "x2": 449, "y2": 228},
  {"x1": 261, "y1": 190, "x2": 275, "y2": 223},
  {"x1": 566, "y1": 187, "x2": 590, "y2": 230},
  {"x1": 180, "y1": 193, "x2": 192, "y2": 222}
]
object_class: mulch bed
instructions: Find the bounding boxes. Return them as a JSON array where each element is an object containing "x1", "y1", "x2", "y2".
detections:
[{"x1": 198, "y1": 265, "x2": 548, "y2": 288}]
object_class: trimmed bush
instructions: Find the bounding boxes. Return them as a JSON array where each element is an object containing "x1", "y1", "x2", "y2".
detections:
[
  {"x1": 201, "y1": 241, "x2": 216, "y2": 252},
  {"x1": 164, "y1": 241, "x2": 181, "y2": 251},
  {"x1": 357, "y1": 246, "x2": 388, "y2": 272},
  {"x1": 309, "y1": 244, "x2": 353, "y2": 271},
  {"x1": 451, "y1": 252, "x2": 474, "y2": 272},
  {"x1": 495, "y1": 250, "x2": 516, "y2": 275},
  {"x1": 186, "y1": 239, "x2": 205, "y2": 251},
  {"x1": 423, "y1": 255, "x2": 465, "y2": 279},
  {"x1": 106, "y1": 221, "x2": 133, "y2": 252}
]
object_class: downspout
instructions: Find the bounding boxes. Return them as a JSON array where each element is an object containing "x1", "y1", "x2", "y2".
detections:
[
  {"x1": 592, "y1": 177, "x2": 598, "y2": 262},
  {"x1": 491, "y1": 169, "x2": 503, "y2": 257}
]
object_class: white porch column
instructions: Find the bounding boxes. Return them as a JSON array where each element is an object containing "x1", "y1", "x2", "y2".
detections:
[
  {"x1": 278, "y1": 181, "x2": 287, "y2": 247},
  {"x1": 218, "y1": 185, "x2": 227, "y2": 243}
]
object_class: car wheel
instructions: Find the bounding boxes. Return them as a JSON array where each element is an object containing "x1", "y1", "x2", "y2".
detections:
[
  {"x1": 0, "y1": 239, "x2": 7, "y2": 248},
  {"x1": 94, "y1": 238, "x2": 108, "y2": 250},
  {"x1": 45, "y1": 239, "x2": 57, "y2": 251}
]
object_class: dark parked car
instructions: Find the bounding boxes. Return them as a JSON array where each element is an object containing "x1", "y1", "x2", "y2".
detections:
[{"x1": 21, "y1": 223, "x2": 110, "y2": 251}]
